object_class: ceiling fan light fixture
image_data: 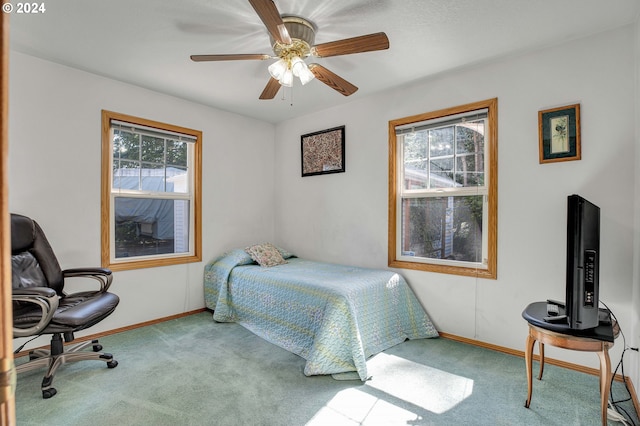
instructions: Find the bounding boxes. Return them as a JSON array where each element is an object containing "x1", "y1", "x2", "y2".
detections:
[
  {"x1": 291, "y1": 56, "x2": 315, "y2": 85},
  {"x1": 296, "y1": 63, "x2": 315, "y2": 85},
  {"x1": 290, "y1": 56, "x2": 305, "y2": 77},
  {"x1": 191, "y1": 2, "x2": 389, "y2": 100},
  {"x1": 281, "y1": 69, "x2": 294, "y2": 87},
  {"x1": 268, "y1": 58, "x2": 288, "y2": 80}
]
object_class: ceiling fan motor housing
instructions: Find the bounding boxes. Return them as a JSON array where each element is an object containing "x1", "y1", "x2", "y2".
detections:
[{"x1": 271, "y1": 16, "x2": 316, "y2": 58}]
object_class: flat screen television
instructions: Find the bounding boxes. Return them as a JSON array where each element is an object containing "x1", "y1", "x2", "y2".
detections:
[{"x1": 565, "y1": 194, "x2": 600, "y2": 330}]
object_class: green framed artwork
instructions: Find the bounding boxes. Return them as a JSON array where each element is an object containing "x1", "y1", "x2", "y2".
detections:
[{"x1": 538, "y1": 104, "x2": 581, "y2": 164}]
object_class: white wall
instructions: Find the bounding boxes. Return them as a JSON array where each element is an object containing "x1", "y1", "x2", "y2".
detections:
[
  {"x1": 9, "y1": 52, "x2": 276, "y2": 344},
  {"x1": 274, "y1": 25, "x2": 637, "y2": 370}
]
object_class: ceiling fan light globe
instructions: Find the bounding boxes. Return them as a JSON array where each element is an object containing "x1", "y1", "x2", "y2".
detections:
[
  {"x1": 281, "y1": 69, "x2": 294, "y2": 87},
  {"x1": 268, "y1": 59, "x2": 288, "y2": 80},
  {"x1": 297, "y1": 65, "x2": 315, "y2": 85},
  {"x1": 290, "y1": 56, "x2": 305, "y2": 77}
]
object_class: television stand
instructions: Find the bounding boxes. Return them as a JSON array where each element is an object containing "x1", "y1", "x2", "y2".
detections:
[{"x1": 522, "y1": 302, "x2": 618, "y2": 426}]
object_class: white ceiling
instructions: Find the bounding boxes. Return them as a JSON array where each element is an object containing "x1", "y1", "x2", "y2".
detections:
[{"x1": 8, "y1": 0, "x2": 640, "y2": 124}]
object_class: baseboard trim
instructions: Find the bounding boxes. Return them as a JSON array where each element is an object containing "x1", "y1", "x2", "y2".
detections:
[
  {"x1": 439, "y1": 331, "x2": 640, "y2": 414},
  {"x1": 13, "y1": 308, "x2": 207, "y2": 358}
]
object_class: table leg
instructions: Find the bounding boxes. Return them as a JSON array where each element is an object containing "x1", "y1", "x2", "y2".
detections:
[
  {"x1": 596, "y1": 346, "x2": 612, "y2": 426},
  {"x1": 538, "y1": 342, "x2": 545, "y2": 380},
  {"x1": 524, "y1": 333, "x2": 536, "y2": 408}
]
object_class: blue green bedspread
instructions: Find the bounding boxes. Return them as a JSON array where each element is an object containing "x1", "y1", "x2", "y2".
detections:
[{"x1": 203, "y1": 249, "x2": 438, "y2": 380}]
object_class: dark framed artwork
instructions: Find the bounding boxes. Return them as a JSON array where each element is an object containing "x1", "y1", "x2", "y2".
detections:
[
  {"x1": 538, "y1": 104, "x2": 581, "y2": 164},
  {"x1": 301, "y1": 125, "x2": 345, "y2": 177}
]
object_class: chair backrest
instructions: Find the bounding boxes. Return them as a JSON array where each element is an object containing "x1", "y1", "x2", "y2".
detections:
[{"x1": 11, "y1": 214, "x2": 64, "y2": 294}]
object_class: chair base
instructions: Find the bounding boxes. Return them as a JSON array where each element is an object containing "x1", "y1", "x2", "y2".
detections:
[{"x1": 16, "y1": 334, "x2": 118, "y2": 399}]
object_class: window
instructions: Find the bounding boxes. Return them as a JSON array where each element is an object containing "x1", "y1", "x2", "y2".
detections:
[
  {"x1": 388, "y1": 98, "x2": 497, "y2": 279},
  {"x1": 101, "y1": 110, "x2": 202, "y2": 271}
]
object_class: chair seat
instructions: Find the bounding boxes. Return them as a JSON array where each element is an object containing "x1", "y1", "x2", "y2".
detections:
[{"x1": 14, "y1": 292, "x2": 119, "y2": 333}]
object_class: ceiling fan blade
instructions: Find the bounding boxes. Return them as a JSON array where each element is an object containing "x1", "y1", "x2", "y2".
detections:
[
  {"x1": 308, "y1": 64, "x2": 358, "y2": 96},
  {"x1": 190, "y1": 54, "x2": 271, "y2": 62},
  {"x1": 259, "y1": 77, "x2": 281, "y2": 100},
  {"x1": 311, "y1": 32, "x2": 389, "y2": 58},
  {"x1": 248, "y1": 0, "x2": 292, "y2": 45}
]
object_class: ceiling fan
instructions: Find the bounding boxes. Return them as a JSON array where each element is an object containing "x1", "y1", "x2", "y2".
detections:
[{"x1": 190, "y1": 0, "x2": 390, "y2": 100}]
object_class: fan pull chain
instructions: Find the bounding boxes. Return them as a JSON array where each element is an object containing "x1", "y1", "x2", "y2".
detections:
[{"x1": 280, "y1": 85, "x2": 294, "y2": 107}]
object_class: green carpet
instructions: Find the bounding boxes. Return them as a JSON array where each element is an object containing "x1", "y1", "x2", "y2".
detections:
[{"x1": 13, "y1": 312, "x2": 638, "y2": 425}]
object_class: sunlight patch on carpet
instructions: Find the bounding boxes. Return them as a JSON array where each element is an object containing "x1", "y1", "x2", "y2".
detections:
[
  {"x1": 307, "y1": 388, "x2": 376, "y2": 425},
  {"x1": 306, "y1": 388, "x2": 422, "y2": 425},
  {"x1": 306, "y1": 353, "x2": 474, "y2": 425},
  {"x1": 365, "y1": 353, "x2": 474, "y2": 414}
]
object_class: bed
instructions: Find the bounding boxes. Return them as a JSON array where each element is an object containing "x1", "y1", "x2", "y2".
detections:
[{"x1": 203, "y1": 246, "x2": 438, "y2": 381}]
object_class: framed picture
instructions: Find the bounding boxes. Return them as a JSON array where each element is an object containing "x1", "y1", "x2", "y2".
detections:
[
  {"x1": 538, "y1": 104, "x2": 581, "y2": 164},
  {"x1": 301, "y1": 125, "x2": 345, "y2": 177}
]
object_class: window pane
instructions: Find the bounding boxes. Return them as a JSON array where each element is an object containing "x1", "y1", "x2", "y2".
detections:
[
  {"x1": 455, "y1": 155, "x2": 484, "y2": 187},
  {"x1": 114, "y1": 197, "x2": 190, "y2": 259},
  {"x1": 113, "y1": 130, "x2": 140, "y2": 162},
  {"x1": 456, "y1": 121, "x2": 484, "y2": 155},
  {"x1": 455, "y1": 121, "x2": 485, "y2": 187},
  {"x1": 429, "y1": 157, "x2": 455, "y2": 187},
  {"x1": 167, "y1": 166, "x2": 188, "y2": 193},
  {"x1": 112, "y1": 160, "x2": 141, "y2": 190},
  {"x1": 141, "y1": 135, "x2": 165, "y2": 163},
  {"x1": 402, "y1": 133, "x2": 428, "y2": 190},
  {"x1": 429, "y1": 128, "x2": 454, "y2": 157},
  {"x1": 141, "y1": 163, "x2": 165, "y2": 191},
  {"x1": 404, "y1": 160, "x2": 428, "y2": 189},
  {"x1": 167, "y1": 140, "x2": 188, "y2": 168},
  {"x1": 400, "y1": 196, "x2": 483, "y2": 263}
]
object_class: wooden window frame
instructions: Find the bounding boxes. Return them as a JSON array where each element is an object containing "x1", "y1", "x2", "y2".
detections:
[
  {"x1": 101, "y1": 110, "x2": 202, "y2": 271},
  {"x1": 388, "y1": 98, "x2": 498, "y2": 279}
]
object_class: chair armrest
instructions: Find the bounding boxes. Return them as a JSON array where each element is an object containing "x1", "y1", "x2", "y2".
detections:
[
  {"x1": 13, "y1": 287, "x2": 56, "y2": 298},
  {"x1": 13, "y1": 287, "x2": 59, "y2": 338},
  {"x1": 62, "y1": 268, "x2": 113, "y2": 292}
]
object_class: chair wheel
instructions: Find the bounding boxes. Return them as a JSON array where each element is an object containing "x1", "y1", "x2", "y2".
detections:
[
  {"x1": 93, "y1": 344, "x2": 103, "y2": 352},
  {"x1": 107, "y1": 360, "x2": 118, "y2": 369},
  {"x1": 42, "y1": 388, "x2": 57, "y2": 399}
]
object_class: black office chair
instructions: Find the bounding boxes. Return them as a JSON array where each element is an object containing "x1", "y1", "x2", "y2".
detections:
[{"x1": 11, "y1": 213, "x2": 120, "y2": 398}]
